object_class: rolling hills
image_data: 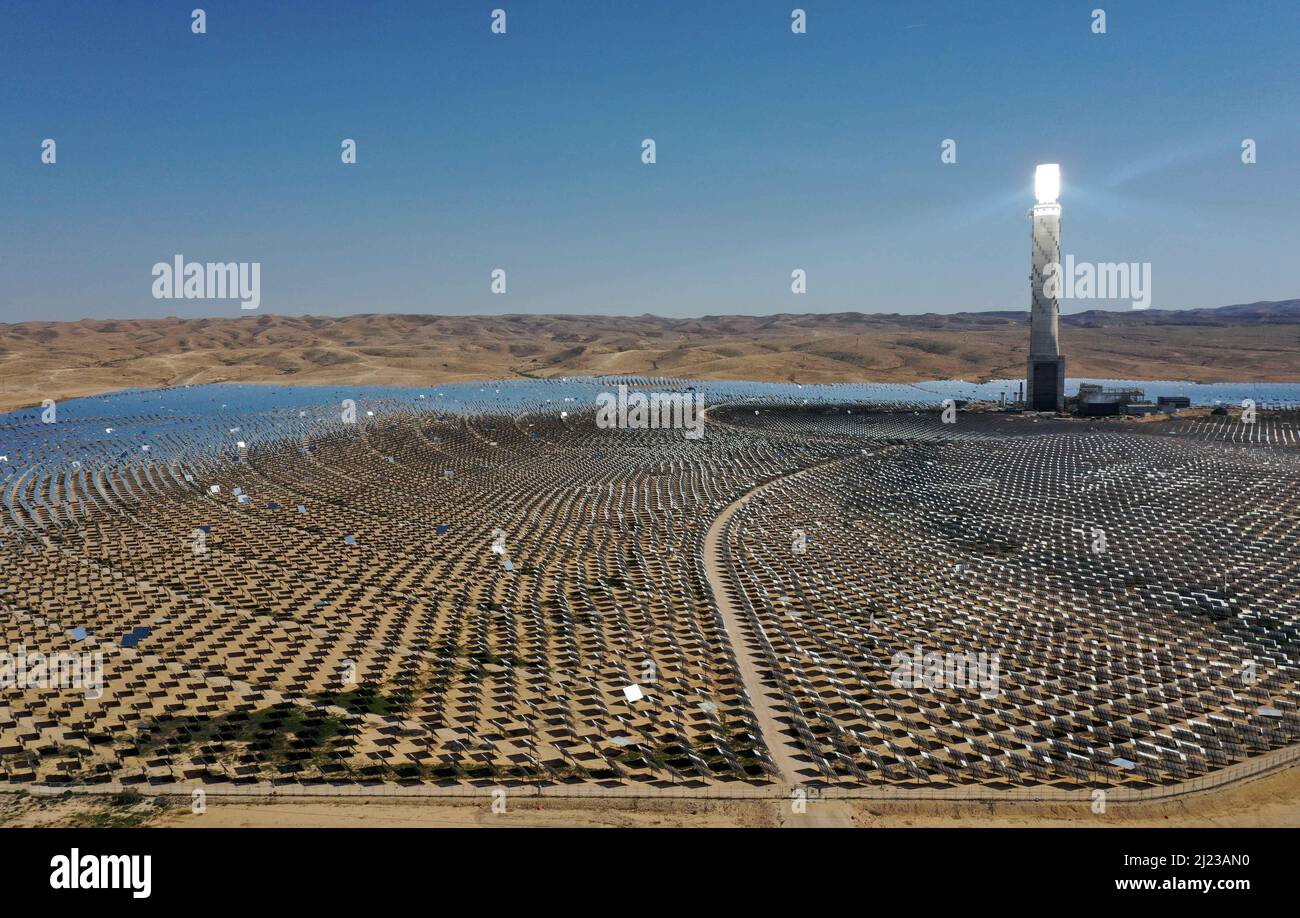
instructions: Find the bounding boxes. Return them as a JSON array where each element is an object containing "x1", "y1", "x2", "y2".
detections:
[{"x1": 2, "y1": 300, "x2": 1298, "y2": 412}]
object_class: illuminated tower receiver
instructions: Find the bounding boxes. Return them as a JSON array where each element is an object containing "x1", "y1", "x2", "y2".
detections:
[{"x1": 1027, "y1": 163, "x2": 1065, "y2": 412}]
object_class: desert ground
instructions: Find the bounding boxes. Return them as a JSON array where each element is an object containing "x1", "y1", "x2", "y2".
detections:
[
  {"x1": 3, "y1": 305, "x2": 1298, "y2": 829},
  {"x1": 4, "y1": 757, "x2": 1299, "y2": 827},
  {"x1": 4, "y1": 404, "x2": 1297, "y2": 821},
  {"x1": 2, "y1": 304, "x2": 1299, "y2": 413}
]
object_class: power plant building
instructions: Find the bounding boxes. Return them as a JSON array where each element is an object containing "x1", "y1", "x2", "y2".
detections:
[{"x1": 1076, "y1": 384, "x2": 1145, "y2": 417}]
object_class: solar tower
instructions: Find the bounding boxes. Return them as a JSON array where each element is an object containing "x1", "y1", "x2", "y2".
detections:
[{"x1": 1027, "y1": 163, "x2": 1065, "y2": 412}]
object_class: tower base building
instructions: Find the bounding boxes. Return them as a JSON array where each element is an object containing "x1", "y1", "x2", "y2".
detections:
[{"x1": 1027, "y1": 354, "x2": 1065, "y2": 412}]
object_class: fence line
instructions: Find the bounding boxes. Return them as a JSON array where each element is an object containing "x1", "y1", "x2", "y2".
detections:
[{"x1": 5, "y1": 741, "x2": 1297, "y2": 806}]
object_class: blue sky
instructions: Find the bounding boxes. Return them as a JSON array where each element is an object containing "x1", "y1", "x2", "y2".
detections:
[{"x1": 2, "y1": 0, "x2": 1297, "y2": 321}]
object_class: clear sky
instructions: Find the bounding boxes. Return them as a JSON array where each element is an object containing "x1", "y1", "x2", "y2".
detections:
[{"x1": 2, "y1": 0, "x2": 1297, "y2": 322}]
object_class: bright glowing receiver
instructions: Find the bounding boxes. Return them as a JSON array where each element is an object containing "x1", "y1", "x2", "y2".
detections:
[{"x1": 1034, "y1": 163, "x2": 1060, "y2": 204}]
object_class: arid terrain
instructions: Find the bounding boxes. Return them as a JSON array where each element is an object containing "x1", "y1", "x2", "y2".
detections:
[
  {"x1": 5, "y1": 757, "x2": 1299, "y2": 827},
  {"x1": 4, "y1": 400, "x2": 1297, "y2": 824},
  {"x1": 2, "y1": 301, "x2": 1298, "y2": 412}
]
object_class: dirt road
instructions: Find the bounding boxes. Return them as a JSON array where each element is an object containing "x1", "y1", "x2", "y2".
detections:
[{"x1": 701, "y1": 460, "x2": 856, "y2": 827}]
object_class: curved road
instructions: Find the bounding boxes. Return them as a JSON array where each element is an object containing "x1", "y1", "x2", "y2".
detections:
[{"x1": 702, "y1": 457, "x2": 858, "y2": 826}]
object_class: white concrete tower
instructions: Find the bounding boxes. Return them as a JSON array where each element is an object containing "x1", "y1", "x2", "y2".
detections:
[{"x1": 1027, "y1": 163, "x2": 1065, "y2": 412}]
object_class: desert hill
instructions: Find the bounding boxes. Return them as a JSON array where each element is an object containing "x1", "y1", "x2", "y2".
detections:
[{"x1": 2, "y1": 301, "x2": 1298, "y2": 412}]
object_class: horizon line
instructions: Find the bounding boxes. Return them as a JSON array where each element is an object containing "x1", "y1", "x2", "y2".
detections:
[{"x1": 4, "y1": 297, "x2": 1298, "y2": 327}]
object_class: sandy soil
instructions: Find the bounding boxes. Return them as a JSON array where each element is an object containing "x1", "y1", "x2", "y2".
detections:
[
  {"x1": 847, "y1": 764, "x2": 1300, "y2": 827},
  {"x1": 0, "y1": 794, "x2": 780, "y2": 829},
  {"x1": 3, "y1": 311, "x2": 1298, "y2": 413},
  {"x1": 4, "y1": 763, "x2": 1298, "y2": 828}
]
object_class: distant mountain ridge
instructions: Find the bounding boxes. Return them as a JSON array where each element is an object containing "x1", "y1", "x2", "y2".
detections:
[
  {"x1": 4, "y1": 298, "x2": 1300, "y2": 334},
  {"x1": 1061, "y1": 299, "x2": 1300, "y2": 326}
]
